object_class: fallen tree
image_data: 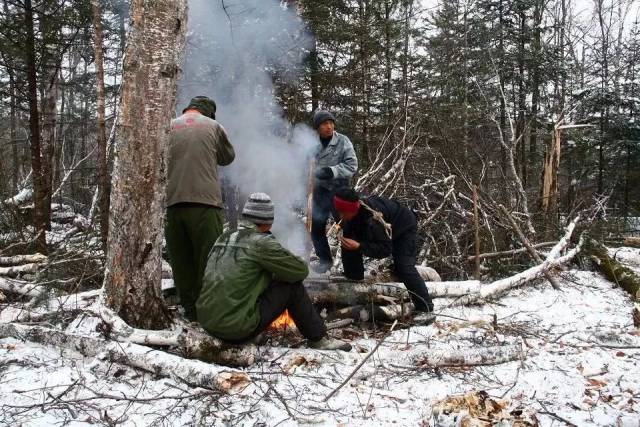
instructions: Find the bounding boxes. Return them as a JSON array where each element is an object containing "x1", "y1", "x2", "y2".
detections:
[
  {"x1": 0, "y1": 322, "x2": 250, "y2": 393},
  {"x1": 0, "y1": 253, "x2": 47, "y2": 266},
  {"x1": 453, "y1": 217, "x2": 582, "y2": 305},
  {"x1": 0, "y1": 277, "x2": 43, "y2": 298},
  {"x1": 583, "y1": 236, "x2": 640, "y2": 300},
  {"x1": 305, "y1": 276, "x2": 481, "y2": 306},
  {"x1": 95, "y1": 305, "x2": 258, "y2": 367}
]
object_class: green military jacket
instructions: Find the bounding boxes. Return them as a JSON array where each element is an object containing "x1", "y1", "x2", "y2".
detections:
[
  {"x1": 196, "y1": 221, "x2": 309, "y2": 340},
  {"x1": 166, "y1": 112, "x2": 235, "y2": 208}
]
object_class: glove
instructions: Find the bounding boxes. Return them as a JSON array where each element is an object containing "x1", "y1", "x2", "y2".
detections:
[{"x1": 315, "y1": 167, "x2": 334, "y2": 180}]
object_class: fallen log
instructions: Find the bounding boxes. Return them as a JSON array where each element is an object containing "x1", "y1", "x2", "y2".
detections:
[
  {"x1": 0, "y1": 322, "x2": 250, "y2": 393},
  {"x1": 3, "y1": 188, "x2": 33, "y2": 206},
  {"x1": 584, "y1": 237, "x2": 640, "y2": 299},
  {"x1": 96, "y1": 305, "x2": 258, "y2": 367},
  {"x1": 0, "y1": 277, "x2": 43, "y2": 298},
  {"x1": 401, "y1": 343, "x2": 524, "y2": 368},
  {"x1": 0, "y1": 253, "x2": 47, "y2": 266},
  {"x1": 623, "y1": 237, "x2": 640, "y2": 248},
  {"x1": 500, "y1": 204, "x2": 560, "y2": 290},
  {"x1": 305, "y1": 276, "x2": 481, "y2": 306},
  {"x1": 0, "y1": 263, "x2": 39, "y2": 277},
  {"x1": 327, "y1": 303, "x2": 415, "y2": 323},
  {"x1": 272, "y1": 343, "x2": 524, "y2": 378},
  {"x1": 454, "y1": 217, "x2": 582, "y2": 305},
  {"x1": 634, "y1": 303, "x2": 640, "y2": 328},
  {"x1": 0, "y1": 289, "x2": 101, "y2": 322}
]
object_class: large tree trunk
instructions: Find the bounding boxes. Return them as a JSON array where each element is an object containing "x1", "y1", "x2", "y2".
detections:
[
  {"x1": 103, "y1": 0, "x2": 188, "y2": 329},
  {"x1": 23, "y1": 0, "x2": 48, "y2": 253},
  {"x1": 91, "y1": 0, "x2": 111, "y2": 252}
]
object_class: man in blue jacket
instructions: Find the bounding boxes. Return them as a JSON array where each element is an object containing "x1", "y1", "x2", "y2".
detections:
[{"x1": 310, "y1": 110, "x2": 358, "y2": 273}]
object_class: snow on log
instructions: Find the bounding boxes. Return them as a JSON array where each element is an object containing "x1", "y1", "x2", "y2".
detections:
[
  {"x1": 399, "y1": 343, "x2": 524, "y2": 368},
  {"x1": 271, "y1": 343, "x2": 523, "y2": 378},
  {"x1": 0, "y1": 277, "x2": 43, "y2": 298},
  {"x1": 0, "y1": 323, "x2": 250, "y2": 393},
  {"x1": 96, "y1": 305, "x2": 258, "y2": 367},
  {"x1": 0, "y1": 253, "x2": 47, "y2": 266},
  {"x1": 0, "y1": 289, "x2": 101, "y2": 322},
  {"x1": 0, "y1": 263, "x2": 39, "y2": 277},
  {"x1": 584, "y1": 237, "x2": 640, "y2": 300},
  {"x1": 454, "y1": 217, "x2": 582, "y2": 305},
  {"x1": 3, "y1": 188, "x2": 33, "y2": 206}
]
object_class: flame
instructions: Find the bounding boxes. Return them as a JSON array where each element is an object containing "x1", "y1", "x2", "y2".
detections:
[{"x1": 269, "y1": 309, "x2": 296, "y2": 330}]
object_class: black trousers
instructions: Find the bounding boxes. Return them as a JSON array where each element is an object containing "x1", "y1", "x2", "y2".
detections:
[
  {"x1": 311, "y1": 186, "x2": 338, "y2": 263},
  {"x1": 250, "y1": 280, "x2": 326, "y2": 341},
  {"x1": 342, "y1": 226, "x2": 434, "y2": 312}
]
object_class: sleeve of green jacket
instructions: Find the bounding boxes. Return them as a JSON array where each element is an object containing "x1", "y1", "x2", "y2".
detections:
[
  {"x1": 214, "y1": 123, "x2": 235, "y2": 166},
  {"x1": 255, "y1": 235, "x2": 309, "y2": 283}
]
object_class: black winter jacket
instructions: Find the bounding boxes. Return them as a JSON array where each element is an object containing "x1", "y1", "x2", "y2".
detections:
[{"x1": 342, "y1": 196, "x2": 417, "y2": 259}]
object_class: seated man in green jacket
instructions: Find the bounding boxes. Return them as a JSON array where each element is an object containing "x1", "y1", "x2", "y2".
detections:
[{"x1": 196, "y1": 193, "x2": 351, "y2": 351}]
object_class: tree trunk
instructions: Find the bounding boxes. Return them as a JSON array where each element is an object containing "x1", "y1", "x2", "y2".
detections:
[
  {"x1": 103, "y1": 0, "x2": 188, "y2": 329},
  {"x1": 0, "y1": 323, "x2": 251, "y2": 393},
  {"x1": 23, "y1": 0, "x2": 48, "y2": 253},
  {"x1": 41, "y1": 71, "x2": 59, "y2": 231},
  {"x1": 91, "y1": 0, "x2": 111, "y2": 252},
  {"x1": 583, "y1": 237, "x2": 640, "y2": 300}
]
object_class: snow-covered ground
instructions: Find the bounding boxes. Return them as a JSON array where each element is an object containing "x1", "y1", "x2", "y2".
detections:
[{"x1": 1, "y1": 252, "x2": 639, "y2": 426}]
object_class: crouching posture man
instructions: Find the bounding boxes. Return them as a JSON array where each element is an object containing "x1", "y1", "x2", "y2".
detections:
[
  {"x1": 333, "y1": 188, "x2": 435, "y2": 320},
  {"x1": 196, "y1": 193, "x2": 351, "y2": 351}
]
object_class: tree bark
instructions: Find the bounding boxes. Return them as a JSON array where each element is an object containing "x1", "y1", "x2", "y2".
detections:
[
  {"x1": 23, "y1": 0, "x2": 48, "y2": 253},
  {"x1": 584, "y1": 237, "x2": 640, "y2": 300},
  {"x1": 103, "y1": 0, "x2": 188, "y2": 329},
  {"x1": 0, "y1": 323, "x2": 250, "y2": 393},
  {"x1": 91, "y1": 0, "x2": 111, "y2": 252}
]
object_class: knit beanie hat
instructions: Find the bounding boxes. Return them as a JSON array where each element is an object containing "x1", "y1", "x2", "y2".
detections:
[
  {"x1": 183, "y1": 96, "x2": 217, "y2": 117},
  {"x1": 312, "y1": 110, "x2": 336, "y2": 129},
  {"x1": 242, "y1": 193, "x2": 275, "y2": 225}
]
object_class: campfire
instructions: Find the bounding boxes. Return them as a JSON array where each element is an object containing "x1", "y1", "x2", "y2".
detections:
[{"x1": 269, "y1": 310, "x2": 296, "y2": 330}]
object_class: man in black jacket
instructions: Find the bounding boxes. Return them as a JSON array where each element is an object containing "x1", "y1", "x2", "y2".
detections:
[{"x1": 332, "y1": 188, "x2": 435, "y2": 315}]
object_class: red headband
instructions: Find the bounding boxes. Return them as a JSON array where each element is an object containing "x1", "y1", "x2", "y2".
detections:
[{"x1": 333, "y1": 196, "x2": 360, "y2": 214}]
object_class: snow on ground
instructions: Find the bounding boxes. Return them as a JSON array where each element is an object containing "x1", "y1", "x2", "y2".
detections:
[{"x1": 1, "y1": 252, "x2": 640, "y2": 426}]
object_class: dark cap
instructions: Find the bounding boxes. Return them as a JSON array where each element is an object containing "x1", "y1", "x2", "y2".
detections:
[
  {"x1": 183, "y1": 96, "x2": 217, "y2": 118},
  {"x1": 312, "y1": 110, "x2": 336, "y2": 129}
]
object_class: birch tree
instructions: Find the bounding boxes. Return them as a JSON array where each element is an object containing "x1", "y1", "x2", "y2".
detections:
[{"x1": 103, "y1": 0, "x2": 188, "y2": 329}]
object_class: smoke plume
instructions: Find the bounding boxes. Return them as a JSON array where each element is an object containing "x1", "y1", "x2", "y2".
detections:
[{"x1": 178, "y1": 0, "x2": 316, "y2": 254}]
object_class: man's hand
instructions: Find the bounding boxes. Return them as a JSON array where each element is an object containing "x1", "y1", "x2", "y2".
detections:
[
  {"x1": 315, "y1": 167, "x2": 334, "y2": 180},
  {"x1": 340, "y1": 237, "x2": 360, "y2": 251}
]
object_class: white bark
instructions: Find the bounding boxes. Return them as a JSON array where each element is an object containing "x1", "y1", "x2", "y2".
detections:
[
  {"x1": 455, "y1": 217, "x2": 582, "y2": 305},
  {"x1": 0, "y1": 263, "x2": 39, "y2": 277},
  {"x1": 0, "y1": 277, "x2": 43, "y2": 298},
  {"x1": 95, "y1": 305, "x2": 258, "y2": 367},
  {"x1": 0, "y1": 322, "x2": 250, "y2": 393},
  {"x1": 396, "y1": 343, "x2": 524, "y2": 367},
  {"x1": 0, "y1": 253, "x2": 47, "y2": 266},
  {"x1": 3, "y1": 188, "x2": 33, "y2": 206},
  {"x1": 0, "y1": 289, "x2": 100, "y2": 323}
]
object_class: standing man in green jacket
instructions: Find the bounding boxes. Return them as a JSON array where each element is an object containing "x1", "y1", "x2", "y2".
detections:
[
  {"x1": 165, "y1": 96, "x2": 235, "y2": 321},
  {"x1": 197, "y1": 193, "x2": 351, "y2": 351}
]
